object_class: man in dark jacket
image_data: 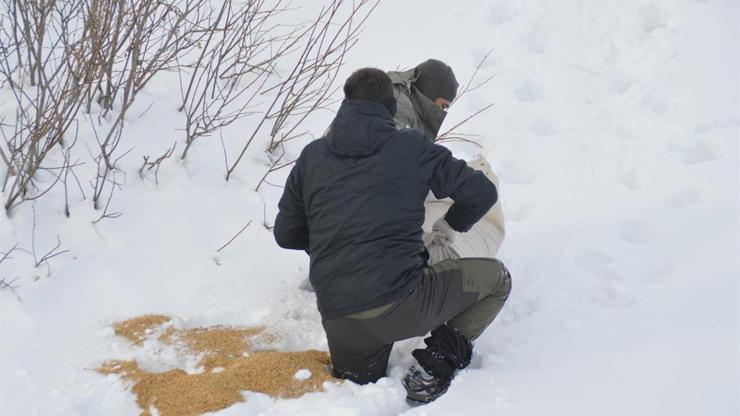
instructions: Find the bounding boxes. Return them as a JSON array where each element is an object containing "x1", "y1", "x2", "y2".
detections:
[{"x1": 274, "y1": 68, "x2": 512, "y2": 403}]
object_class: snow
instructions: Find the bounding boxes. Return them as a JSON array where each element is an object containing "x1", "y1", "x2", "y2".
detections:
[
  {"x1": 1, "y1": 0, "x2": 738, "y2": 415},
  {"x1": 294, "y1": 370, "x2": 312, "y2": 381}
]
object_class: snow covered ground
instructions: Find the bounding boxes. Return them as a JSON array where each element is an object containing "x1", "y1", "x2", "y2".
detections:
[{"x1": 1, "y1": 0, "x2": 738, "y2": 415}]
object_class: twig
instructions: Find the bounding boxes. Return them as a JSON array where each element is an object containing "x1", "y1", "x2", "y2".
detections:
[
  {"x1": 138, "y1": 142, "x2": 176, "y2": 184},
  {"x1": 216, "y1": 220, "x2": 252, "y2": 252},
  {"x1": 434, "y1": 50, "x2": 496, "y2": 147},
  {"x1": 30, "y1": 203, "x2": 69, "y2": 273},
  {"x1": 452, "y1": 49, "x2": 495, "y2": 106},
  {"x1": 0, "y1": 277, "x2": 22, "y2": 302},
  {"x1": 0, "y1": 243, "x2": 20, "y2": 264},
  {"x1": 436, "y1": 103, "x2": 496, "y2": 143},
  {"x1": 436, "y1": 135, "x2": 484, "y2": 148},
  {"x1": 35, "y1": 235, "x2": 70, "y2": 268},
  {"x1": 225, "y1": 0, "x2": 380, "y2": 180},
  {"x1": 262, "y1": 199, "x2": 272, "y2": 230}
]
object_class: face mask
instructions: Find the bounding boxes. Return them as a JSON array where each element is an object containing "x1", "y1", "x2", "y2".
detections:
[{"x1": 381, "y1": 96, "x2": 397, "y2": 117}]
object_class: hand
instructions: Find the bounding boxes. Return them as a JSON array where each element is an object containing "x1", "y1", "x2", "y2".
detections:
[
  {"x1": 422, "y1": 231, "x2": 436, "y2": 247},
  {"x1": 432, "y1": 217, "x2": 456, "y2": 246}
]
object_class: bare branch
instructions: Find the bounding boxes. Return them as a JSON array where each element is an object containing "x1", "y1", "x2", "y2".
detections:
[
  {"x1": 0, "y1": 243, "x2": 20, "y2": 264},
  {"x1": 226, "y1": 0, "x2": 380, "y2": 181},
  {"x1": 29, "y1": 204, "x2": 69, "y2": 273},
  {"x1": 436, "y1": 103, "x2": 496, "y2": 144},
  {"x1": 451, "y1": 49, "x2": 495, "y2": 106},
  {"x1": 0, "y1": 277, "x2": 22, "y2": 302},
  {"x1": 433, "y1": 50, "x2": 497, "y2": 147},
  {"x1": 216, "y1": 220, "x2": 252, "y2": 252},
  {"x1": 139, "y1": 142, "x2": 176, "y2": 184}
]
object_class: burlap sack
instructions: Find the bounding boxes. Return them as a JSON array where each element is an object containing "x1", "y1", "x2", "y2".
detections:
[{"x1": 422, "y1": 154, "x2": 505, "y2": 265}]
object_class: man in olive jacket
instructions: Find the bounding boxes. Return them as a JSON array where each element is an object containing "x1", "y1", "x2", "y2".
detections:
[
  {"x1": 389, "y1": 59, "x2": 506, "y2": 264},
  {"x1": 274, "y1": 68, "x2": 511, "y2": 403},
  {"x1": 388, "y1": 58, "x2": 458, "y2": 139}
]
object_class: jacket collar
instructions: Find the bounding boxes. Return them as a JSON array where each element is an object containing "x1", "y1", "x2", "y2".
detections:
[{"x1": 326, "y1": 100, "x2": 397, "y2": 157}]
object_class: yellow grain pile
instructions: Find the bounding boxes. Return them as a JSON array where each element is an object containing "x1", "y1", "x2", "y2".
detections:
[{"x1": 100, "y1": 315, "x2": 334, "y2": 416}]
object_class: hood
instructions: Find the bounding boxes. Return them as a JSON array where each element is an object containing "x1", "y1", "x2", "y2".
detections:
[
  {"x1": 326, "y1": 100, "x2": 398, "y2": 157},
  {"x1": 387, "y1": 68, "x2": 447, "y2": 138},
  {"x1": 408, "y1": 86, "x2": 447, "y2": 138},
  {"x1": 387, "y1": 68, "x2": 418, "y2": 89}
]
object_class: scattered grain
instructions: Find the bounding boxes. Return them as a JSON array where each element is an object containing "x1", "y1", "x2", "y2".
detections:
[
  {"x1": 113, "y1": 315, "x2": 171, "y2": 345},
  {"x1": 101, "y1": 315, "x2": 336, "y2": 416}
]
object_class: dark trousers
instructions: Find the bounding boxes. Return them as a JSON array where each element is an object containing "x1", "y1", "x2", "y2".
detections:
[{"x1": 321, "y1": 258, "x2": 512, "y2": 384}]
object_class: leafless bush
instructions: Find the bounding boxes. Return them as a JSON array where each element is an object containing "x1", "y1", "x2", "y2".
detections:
[
  {"x1": 89, "y1": 0, "x2": 211, "y2": 216},
  {"x1": 0, "y1": 0, "x2": 210, "y2": 217},
  {"x1": 178, "y1": 0, "x2": 282, "y2": 160},
  {"x1": 0, "y1": 1, "x2": 98, "y2": 214},
  {"x1": 174, "y1": 0, "x2": 378, "y2": 186},
  {"x1": 0, "y1": 0, "x2": 380, "y2": 217},
  {"x1": 223, "y1": 0, "x2": 379, "y2": 185}
]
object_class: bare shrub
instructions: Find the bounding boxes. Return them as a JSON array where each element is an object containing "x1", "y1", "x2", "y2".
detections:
[
  {"x1": 220, "y1": 0, "x2": 380, "y2": 185},
  {"x1": 0, "y1": 0, "x2": 380, "y2": 217},
  {"x1": 0, "y1": 1, "x2": 98, "y2": 214},
  {"x1": 178, "y1": 0, "x2": 281, "y2": 160},
  {"x1": 88, "y1": 0, "x2": 211, "y2": 217}
]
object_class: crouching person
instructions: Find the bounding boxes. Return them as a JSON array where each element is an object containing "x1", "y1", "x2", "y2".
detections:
[{"x1": 273, "y1": 68, "x2": 512, "y2": 403}]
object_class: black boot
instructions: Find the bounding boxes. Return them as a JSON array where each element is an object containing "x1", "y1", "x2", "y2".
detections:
[{"x1": 402, "y1": 325, "x2": 473, "y2": 403}]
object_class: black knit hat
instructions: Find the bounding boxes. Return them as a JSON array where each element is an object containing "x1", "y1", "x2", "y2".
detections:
[{"x1": 414, "y1": 59, "x2": 459, "y2": 102}]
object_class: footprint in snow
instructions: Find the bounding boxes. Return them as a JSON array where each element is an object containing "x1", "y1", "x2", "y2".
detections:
[
  {"x1": 638, "y1": 258, "x2": 676, "y2": 285},
  {"x1": 609, "y1": 71, "x2": 634, "y2": 95},
  {"x1": 529, "y1": 117, "x2": 559, "y2": 136},
  {"x1": 618, "y1": 166, "x2": 645, "y2": 191},
  {"x1": 680, "y1": 137, "x2": 729, "y2": 165},
  {"x1": 574, "y1": 250, "x2": 625, "y2": 285},
  {"x1": 522, "y1": 27, "x2": 546, "y2": 54},
  {"x1": 639, "y1": 5, "x2": 668, "y2": 33},
  {"x1": 665, "y1": 188, "x2": 702, "y2": 209},
  {"x1": 574, "y1": 250, "x2": 614, "y2": 269},
  {"x1": 641, "y1": 92, "x2": 668, "y2": 114},
  {"x1": 488, "y1": 1, "x2": 517, "y2": 25},
  {"x1": 515, "y1": 80, "x2": 546, "y2": 102},
  {"x1": 588, "y1": 280, "x2": 639, "y2": 309},
  {"x1": 618, "y1": 220, "x2": 657, "y2": 245}
]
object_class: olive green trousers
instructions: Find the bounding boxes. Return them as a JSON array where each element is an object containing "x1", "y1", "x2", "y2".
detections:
[{"x1": 322, "y1": 258, "x2": 512, "y2": 384}]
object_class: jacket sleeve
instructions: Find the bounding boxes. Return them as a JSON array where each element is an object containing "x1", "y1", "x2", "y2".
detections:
[
  {"x1": 274, "y1": 158, "x2": 310, "y2": 251},
  {"x1": 420, "y1": 140, "x2": 498, "y2": 232}
]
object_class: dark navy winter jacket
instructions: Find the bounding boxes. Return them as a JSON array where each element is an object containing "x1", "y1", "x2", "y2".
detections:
[{"x1": 274, "y1": 100, "x2": 497, "y2": 319}]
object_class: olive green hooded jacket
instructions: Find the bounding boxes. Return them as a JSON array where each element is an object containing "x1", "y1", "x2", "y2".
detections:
[
  {"x1": 387, "y1": 68, "x2": 448, "y2": 140},
  {"x1": 386, "y1": 69, "x2": 506, "y2": 262}
]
